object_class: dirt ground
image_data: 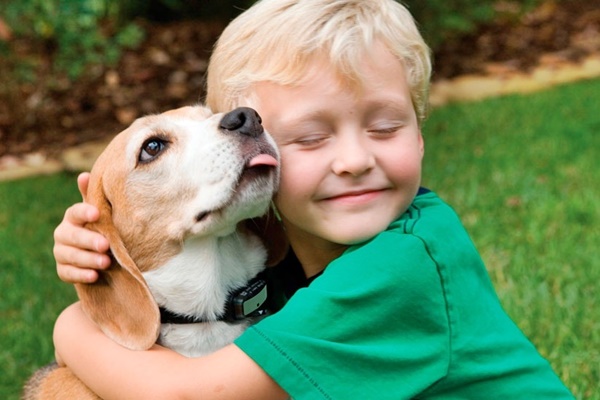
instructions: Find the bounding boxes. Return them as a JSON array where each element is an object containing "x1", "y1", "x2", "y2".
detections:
[{"x1": 1, "y1": 0, "x2": 599, "y2": 160}]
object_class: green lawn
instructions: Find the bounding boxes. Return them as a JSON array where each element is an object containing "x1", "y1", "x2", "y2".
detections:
[
  {"x1": 1, "y1": 78, "x2": 599, "y2": 399},
  {"x1": 422, "y1": 78, "x2": 600, "y2": 398},
  {"x1": 0, "y1": 173, "x2": 80, "y2": 399}
]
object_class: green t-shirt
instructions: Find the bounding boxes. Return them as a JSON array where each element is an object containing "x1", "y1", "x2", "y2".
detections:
[{"x1": 235, "y1": 190, "x2": 573, "y2": 399}]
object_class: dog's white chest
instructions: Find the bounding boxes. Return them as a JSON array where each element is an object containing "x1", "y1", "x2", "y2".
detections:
[{"x1": 142, "y1": 232, "x2": 267, "y2": 357}]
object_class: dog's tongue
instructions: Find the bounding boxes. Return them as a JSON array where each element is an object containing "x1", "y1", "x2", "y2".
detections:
[{"x1": 248, "y1": 154, "x2": 278, "y2": 168}]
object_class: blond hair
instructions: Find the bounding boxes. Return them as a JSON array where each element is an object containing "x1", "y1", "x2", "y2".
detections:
[{"x1": 206, "y1": 0, "x2": 432, "y2": 124}]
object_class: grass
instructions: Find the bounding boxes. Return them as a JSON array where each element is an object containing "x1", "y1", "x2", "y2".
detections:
[
  {"x1": 0, "y1": 173, "x2": 80, "y2": 399},
  {"x1": 1, "y1": 78, "x2": 599, "y2": 399},
  {"x1": 422, "y1": 78, "x2": 600, "y2": 398}
]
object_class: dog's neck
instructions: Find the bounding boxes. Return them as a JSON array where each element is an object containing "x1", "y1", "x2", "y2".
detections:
[
  {"x1": 158, "y1": 271, "x2": 268, "y2": 324},
  {"x1": 143, "y1": 230, "x2": 267, "y2": 321},
  {"x1": 141, "y1": 229, "x2": 267, "y2": 357}
]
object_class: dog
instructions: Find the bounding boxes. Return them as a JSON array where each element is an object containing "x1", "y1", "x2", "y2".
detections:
[{"x1": 23, "y1": 105, "x2": 284, "y2": 399}]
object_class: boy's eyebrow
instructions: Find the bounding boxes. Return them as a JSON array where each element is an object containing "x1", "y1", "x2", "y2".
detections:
[
  {"x1": 366, "y1": 95, "x2": 414, "y2": 110},
  {"x1": 299, "y1": 95, "x2": 413, "y2": 117},
  {"x1": 272, "y1": 109, "x2": 332, "y2": 131}
]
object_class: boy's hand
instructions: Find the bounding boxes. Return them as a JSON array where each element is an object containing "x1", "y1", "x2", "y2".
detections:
[{"x1": 53, "y1": 173, "x2": 111, "y2": 284}]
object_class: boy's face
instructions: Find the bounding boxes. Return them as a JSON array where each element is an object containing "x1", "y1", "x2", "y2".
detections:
[{"x1": 252, "y1": 43, "x2": 424, "y2": 256}]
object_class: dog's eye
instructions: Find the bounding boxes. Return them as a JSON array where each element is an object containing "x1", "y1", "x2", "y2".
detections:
[{"x1": 139, "y1": 138, "x2": 167, "y2": 162}]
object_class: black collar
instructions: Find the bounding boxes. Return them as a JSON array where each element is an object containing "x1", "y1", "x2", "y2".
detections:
[{"x1": 159, "y1": 272, "x2": 270, "y2": 324}]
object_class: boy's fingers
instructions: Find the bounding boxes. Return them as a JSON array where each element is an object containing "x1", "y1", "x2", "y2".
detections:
[
  {"x1": 77, "y1": 172, "x2": 91, "y2": 199},
  {"x1": 53, "y1": 240, "x2": 111, "y2": 268},
  {"x1": 54, "y1": 240, "x2": 112, "y2": 284},
  {"x1": 54, "y1": 219, "x2": 108, "y2": 255},
  {"x1": 62, "y1": 202, "x2": 100, "y2": 226},
  {"x1": 56, "y1": 262, "x2": 101, "y2": 284},
  {"x1": 56, "y1": 224, "x2": 109, "y2": 253}
]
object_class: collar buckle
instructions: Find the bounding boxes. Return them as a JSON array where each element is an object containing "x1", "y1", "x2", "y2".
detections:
[{"x1": 159, "y1": 272, "x2": 270, "y2": 325}]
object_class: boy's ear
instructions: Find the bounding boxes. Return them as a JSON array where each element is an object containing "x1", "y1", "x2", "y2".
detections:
[
  {"x1": 245, "y1": 209, "x2": 289, "y2": 267},
  {"x1": 76, "y1": 173, "x2": 161, "y2": 351}
]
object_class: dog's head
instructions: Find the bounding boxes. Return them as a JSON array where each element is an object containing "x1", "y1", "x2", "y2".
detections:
[{"x1": 75, "y1": 106, "x2": 282, "y2": 350}]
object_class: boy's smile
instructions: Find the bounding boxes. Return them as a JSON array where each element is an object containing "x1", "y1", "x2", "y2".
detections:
[{"x1": 251, "y1": 42, "x2": 424, "y2": 275}]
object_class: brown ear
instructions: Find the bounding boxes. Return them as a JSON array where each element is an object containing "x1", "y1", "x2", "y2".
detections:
[
  {"x1": 76, "y1": 174, "x2": 160, "y2": 351},
  {"x1": 245, "y1": 208, "x2": 289, "y2": 267}
]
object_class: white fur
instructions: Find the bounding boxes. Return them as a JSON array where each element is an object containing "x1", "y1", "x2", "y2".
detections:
[{"x1": 143, "y1": 232, "x2": 267, "y2": 357}]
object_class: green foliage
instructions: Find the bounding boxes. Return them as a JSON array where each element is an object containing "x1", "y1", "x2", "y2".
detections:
[
  {"x1": 120, "y1": 0, "x2": 257, "y2": 21},
  {"x1": 406, "y1": 0, "x2": 493, "y2": 49},
  {"x1": 403, "y1": 0, "x2": 542, "y2": 50},
  {"x1": 2, "y1": 0, "x2": 145, "y2": 80},
  {"x1": 2, "y1": 0, "x2": 547, "y2": 82}
]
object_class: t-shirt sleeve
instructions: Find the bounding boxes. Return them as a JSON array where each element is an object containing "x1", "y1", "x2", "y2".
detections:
[{"x1": 234, "y1": 231, "x2": 451, "y2": 400}]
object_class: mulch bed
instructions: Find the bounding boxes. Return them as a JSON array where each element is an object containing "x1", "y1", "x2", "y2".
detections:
[{"x1": 1, "y1": 0, "x2": 599, "y2": 159}]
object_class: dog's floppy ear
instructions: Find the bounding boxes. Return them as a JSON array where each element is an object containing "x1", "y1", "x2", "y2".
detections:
[
  {"x1": 246, "y1": 209, "x2": 289, "y2": 267},
  {"x1": 75, "y1": 174, "x2": 160, "y2": 351}
]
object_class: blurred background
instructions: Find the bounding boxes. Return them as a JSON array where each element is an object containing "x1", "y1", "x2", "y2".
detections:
[{"x1": 0, "y1": 0, "x2": 598, "y2": 161}]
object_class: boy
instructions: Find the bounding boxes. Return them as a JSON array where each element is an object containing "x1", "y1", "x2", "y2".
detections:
[{"x1": 53, "y1": 0, "x2": 573, "y2": 398}]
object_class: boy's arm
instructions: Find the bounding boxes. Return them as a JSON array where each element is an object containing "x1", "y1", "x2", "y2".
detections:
[{"x1": 54, "y1": 303, "x2": 288, "y2": 400}]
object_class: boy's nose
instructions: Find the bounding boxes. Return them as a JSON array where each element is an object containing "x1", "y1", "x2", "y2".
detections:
[
  {"x1": 219, "y1": 107, "x2": 264, "y2": 138},
  {"x1": 332, "y1": 135, "x2": 375, "y2": 177}
]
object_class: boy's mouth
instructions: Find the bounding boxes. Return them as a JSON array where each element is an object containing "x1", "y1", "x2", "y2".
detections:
[{"x1": 320, "y1": 188, "x2": 388, "y2": 204}]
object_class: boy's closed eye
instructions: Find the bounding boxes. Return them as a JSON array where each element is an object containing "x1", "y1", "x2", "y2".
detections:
[
  {"x1": 367, "y1": 124, "x2": 405, "y2": 137},
  {"x1": 273, "y1": 120, "x2": 332, "y2": 148},
  {"x1": 366, "y1": 109, "x2": 414, "y2": 136},
  {"x1": 294, "y1": 135, "x2": 330, "y2": 147}
]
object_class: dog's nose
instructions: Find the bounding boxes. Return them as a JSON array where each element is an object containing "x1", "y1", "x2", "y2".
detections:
[{"x1": 219, "y1": 107, "x2": 264, "y2": 138}]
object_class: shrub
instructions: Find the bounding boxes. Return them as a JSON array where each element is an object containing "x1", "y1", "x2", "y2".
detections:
[
  {"x1": 2, "y1": 0, "x2": 145, "y2": 81},
  {"x1": 403, "y1": 0, "x2": 542, "y2": 51},
  {"x1": 120, "y1": 0, "x2": 257, "y2": 21}
]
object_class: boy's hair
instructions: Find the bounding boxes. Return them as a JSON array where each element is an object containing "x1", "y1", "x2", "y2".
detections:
[{"x1": 206, "y1": 0, "x2": 432, "y2": 125}]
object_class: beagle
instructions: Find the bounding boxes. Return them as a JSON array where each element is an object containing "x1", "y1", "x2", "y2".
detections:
[{"x1": 23, "y1": 105, "x2": 284, "y2": 399}]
